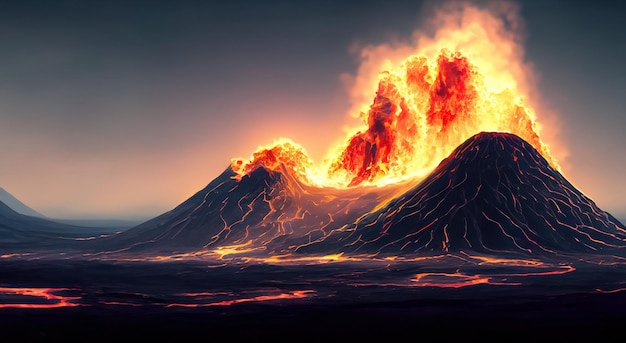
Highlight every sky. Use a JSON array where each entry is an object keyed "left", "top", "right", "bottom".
[{"left": 0, "top": 0, "right": 625, "bottom": 220}]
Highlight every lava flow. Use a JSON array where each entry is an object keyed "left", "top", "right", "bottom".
[
  {"left": 232, "top": 2, "right": 559, "bottom": 188},
  {"left": 166, "top": 289, "right": 315, "bottom": 308},
  {"left": 0, "top": 287, "right": 82, "bottom": 309}
]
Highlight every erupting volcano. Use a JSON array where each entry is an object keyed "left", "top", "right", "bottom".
[
  {"left": 232, "top": 47, "right": 556, "bottom": 188},
  {"left": 232, "top": 3, "right": 559, "bottom": 189},
  {"left": 94, "top": 131, "right": 626, "bottom": 260},
  {"left": 3, "top": 2, "right": 626, "bottom": 339},
  {"left": 89, "top": 3, "right": 624, "bottom": 261}
]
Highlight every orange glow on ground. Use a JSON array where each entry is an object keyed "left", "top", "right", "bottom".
[
  {"left": 166, "top": 290, "right": 315, "bottom": 308},
  {"left": 0, "top": 287, "right": 81, "bottom": 309},
  {"left": 211, "top": 242, "right": 265, "bottom": 260},
  {"left": 409, "top": 262, "right": 575, "bottom": 289},
  {"left": 595, "top": 287, "right": 626, "bottom": 294},
  {"left": 0, "top": 253, "right": 31, "bottom": 259},
  {"left": 98, "top": 301, "right": 143, "bottom": 307},
  {"left": 505, "top": 265, "right": 576, "bottom": 277},
  {"left": 255, "top": 253, "right": 353, "bottom": 265},
  {"left": 411, "top": 272, "right": 504, "bottom": 288},
  {"left": 458, "top": 252, "right": 547, "bottom": 267}
]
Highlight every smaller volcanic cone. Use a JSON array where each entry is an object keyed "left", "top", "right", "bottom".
[
  {"left": 297, "top": 132, "right": 626, "bottom": 257},
  {"left": 89, "top": 165, "right": 301, "bottom": 253}
]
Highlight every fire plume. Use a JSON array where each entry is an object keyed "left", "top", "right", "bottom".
[
  {"left": 232, "top": 2, "right": 559, "bottom": 188},
  {"left": 231, "top": 138, "right": 313, "bottom": 183}
]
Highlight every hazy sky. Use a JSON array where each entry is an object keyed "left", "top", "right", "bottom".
[{"left": 1, "top": 0, "right": 625, "bottom": 219}]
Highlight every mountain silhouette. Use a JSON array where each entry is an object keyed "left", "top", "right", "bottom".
[
  {"left": 296, "top": 132, "right": 626, "bottom": 257},
  {"left": 0, "top": 187, "right": 45, "bottom": 217}
]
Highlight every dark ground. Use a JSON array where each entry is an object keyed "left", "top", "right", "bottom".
[
  {"left": 0, "top": 255, "right": 625, "bottom": 341},
  {"left": 3, "top": 292, "right": 625, "bottom": 341}
]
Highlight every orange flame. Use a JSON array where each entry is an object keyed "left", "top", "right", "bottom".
[
  {"left": 231, "top": 137, "right": 314, "bottom": 183},
  {"left": 232, "top": 2, "right": 559, "bottom": 187}
]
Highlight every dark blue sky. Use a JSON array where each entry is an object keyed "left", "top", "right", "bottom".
[{"left": 0, "top": 0, "right": 624, "bottom": 219}]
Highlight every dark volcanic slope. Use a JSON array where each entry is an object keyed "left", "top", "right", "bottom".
[
  {"left": 92, "top": 164, "right": 404, "bottom": 254},
  {"left": 297, "top": 132, "right": 626, "bottom": 257}
]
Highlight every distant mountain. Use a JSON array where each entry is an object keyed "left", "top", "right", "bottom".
[
  {"left": 0, "top": 187, "right": 45, "bottom": 217},
  {"left": 0, "top": 188, "right": 139, "bottom": 236},
  {"left": 296, "top": 132, "right": 626, "bottom": 257},
  {"left": 0, "top": 201, "right": 120, "bottom": 249}
]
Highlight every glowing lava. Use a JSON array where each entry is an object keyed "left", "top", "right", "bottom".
[
  {"left": 411, "top": 272, "right": 505, "bottom": 288},
  {"left": 166, "top": 290, "right": 314, "bottom": 308},
  {"left": 232, "top": 3, "right": 559, "bottom": 188},
  {"left": 0, "top": 287, "right": 81, "bottom": 309}
]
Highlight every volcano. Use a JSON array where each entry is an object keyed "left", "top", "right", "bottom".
[
  {"left": 296, "top": 132, "right": 626, "bottom": 257},
  {"left": 95, "top": 132, "right": 626, "bottom": 259}
]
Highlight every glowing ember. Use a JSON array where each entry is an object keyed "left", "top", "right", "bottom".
[{"left": 231, "top": 3, "right": 559, "bottom": 188}]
